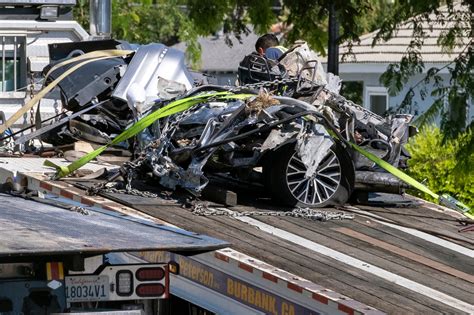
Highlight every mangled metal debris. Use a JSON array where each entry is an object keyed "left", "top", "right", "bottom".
[
  {"left": 0, "top": 39, "right": 415, "bottom": 208},
  {"left": 295, "top": 124, "right": 333, "bottom": 178},
  {"left": 260, "top": 129, "right": 297, "bottom": 151}
]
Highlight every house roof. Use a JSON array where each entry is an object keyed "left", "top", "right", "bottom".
[
  {"left": 336, "top": 3, "right": 470, "bottom": 64},
  {"left": 173, "top": 31, "right": 259, "bottom": 72}
]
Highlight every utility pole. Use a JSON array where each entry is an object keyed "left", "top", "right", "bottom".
[{"left": 327, "top": 2, "right": 339, "bottom": 75}]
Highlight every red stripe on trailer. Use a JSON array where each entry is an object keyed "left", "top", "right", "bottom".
[
  {"left": 214, "top": 252, "right": 230, "bottom": 262},
  {"left": 211, "top": 249, "right": 385, "bottom": 314},
  {"left": 238, "top": 262, "right": 253, "bottom": 273},
  {"left": 80, "top": 196, "right": 95, "bottom": 206},
  {"left": 39, "top": 181, "right": 52, "bottom": 191},
  {"left": 54, "top": 182, "right": 69, "bottom": 189},
  {"left": 102, "top": 203, "right": 119, "bottom": 211},
  {"left": 312, "top": 293, "right": 329, "bottom": 304},
  {"left": 262, "top": 272, "right": 278, "bottom": 283},
  {"left": 338, "top": 303, "right": 355, "bottom": 315},
  {"left": 287, "top": 282, "right": 303, "bottom": 293},
  {"left": 29, "top": 175, "right": 172, "bottom": 226},
  {"left": 60, "top": 189, "right": 74, "bottom": 200}
]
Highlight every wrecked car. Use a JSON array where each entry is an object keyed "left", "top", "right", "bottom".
[
  {"left": 137, "top": 90, "right": 355, "bottom": 207},
  {"left": 12, "top": 40, "right": 414, "bottom": 207}
]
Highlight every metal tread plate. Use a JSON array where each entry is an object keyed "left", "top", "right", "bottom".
[{"left": 0, "top": 193, "right": 228, "bottom": 257}]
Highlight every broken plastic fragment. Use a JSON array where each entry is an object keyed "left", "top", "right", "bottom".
[
  {"left": 260, "top": 129, "right": 298, "bottom": 151},
  {"left": 157, "top": 76, "right": 187, "bottom": 100}
]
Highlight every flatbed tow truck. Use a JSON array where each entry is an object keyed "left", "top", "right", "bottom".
[{"left": 0, "top": 156, "right": 472, "bottom": 314}]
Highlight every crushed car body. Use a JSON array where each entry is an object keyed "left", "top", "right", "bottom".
[{"left": 3, "top": 39, "right": 415, "bottom": 207}]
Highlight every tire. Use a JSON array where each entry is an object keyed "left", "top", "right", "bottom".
[{"left": 264, "top": 142, "right": 355, "bottom": 207}]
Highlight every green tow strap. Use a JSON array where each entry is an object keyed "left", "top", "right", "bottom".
[
  {"left": 350, "top": 142, "right": 473, "bottom": 220},
  {"left": 45, "top": 92, "right": 254, "bottom": 178}
]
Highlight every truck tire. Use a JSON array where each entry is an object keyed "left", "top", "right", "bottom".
[{"left": 264, "top": 143, "right": 354, "bottom": 207}]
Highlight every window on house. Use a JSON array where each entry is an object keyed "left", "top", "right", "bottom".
[
  {"left": 0, "top": 36, "right": 27, "bottom": 93},
  {"left": 365, "top": 86, "right": 389, "bottom": 116}
]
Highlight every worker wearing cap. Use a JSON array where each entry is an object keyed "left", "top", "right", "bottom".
[{"left": 255, "top": 33, "right": 287, "bottom": 60}]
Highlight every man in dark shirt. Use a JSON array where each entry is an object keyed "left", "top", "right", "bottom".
[
  {"left": 237, "top": 33, "right": 287, "bottom": 85},
  {"left": 255, "top": 34, "right": 287, "bottom": 60}
]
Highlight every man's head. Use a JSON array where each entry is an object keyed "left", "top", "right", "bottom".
[{"left": 255, "top": 33, "right": 279, "bottom": 56}]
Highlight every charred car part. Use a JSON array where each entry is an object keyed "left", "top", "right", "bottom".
[{"left": 45, "top": 53, "right": 126, "bottom": 111}]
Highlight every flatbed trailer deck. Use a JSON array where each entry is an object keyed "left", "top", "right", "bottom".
[
  {"left": 91, "top": 191, "right": 474, "bottom": 314},
  {"left": 1, "top": 157, "right": 473, "bottom": 314}
]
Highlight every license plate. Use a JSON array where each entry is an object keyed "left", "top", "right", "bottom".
[{"left": 65, "top": 275, "right": 109, "bottom": 302}]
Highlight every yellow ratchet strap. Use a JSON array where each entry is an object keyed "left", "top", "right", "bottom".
[{"left": 350, "top": 142, "right": 473, "bottom": 220}]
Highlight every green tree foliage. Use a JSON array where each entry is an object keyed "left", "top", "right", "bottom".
[
  {"left": 406, "top": 126, "right": 473, "bottom": 208},
  {"left": 282, "top": 0, "right": 375, "bottom": 54},
  {"left": 185, "top": 0, "right": 386, "bottom": 55},
  {"left": 74, "top": 0, "right": 201, "bottom": 66},
  {"left": 340, "top": 81, "right": 363, "bottom": 104},
  {"left": 378, "top": 1, "right": 473, "bottom": 138},
  {"left": 73, "top": 0, "right": 89, "bottom": 29},
  {"left": 357, "top": 0, "right": 395, "bottom": 34},
  {"left": 376, "top": 1, "right": 473, "bottom": 184},
  {"left": 112, "top": 0, "right": 201, "bottom": 65},
  {"left": 75, "top": 0, "right": 392, "bottom": 62}
]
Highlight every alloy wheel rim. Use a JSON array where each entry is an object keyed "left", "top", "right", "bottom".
[{"left": 285, "top": 149, "right": 341, "bottom": 205}]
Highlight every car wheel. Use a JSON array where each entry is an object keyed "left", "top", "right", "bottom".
[{"left": 264, "top": 143, "right": 354, "bottom": 207}]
